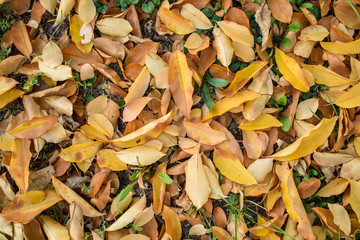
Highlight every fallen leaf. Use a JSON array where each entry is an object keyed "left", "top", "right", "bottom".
[
  {"left": 52, "top": 176, "right": 103, "bottom": 217},
  {"left": 268, "top": 0, "right": 292, "bottom": 23},
  {"left": 96, "top": 18, "right": 133, "bottom": 37},
  {"left": 180, "top": 3, "right": 212, "bottom": 29},
  {"left": 239, "top": 114, "right": 282, "bottom": 130},
  {"left": 183, "top": 121, "right": 227, "bottom": 146},
  {"left": 328, "top": 203, "right": 351, "bottom": 236},
  {"left": 271, "top": 117, "right": 338, "bottom": 161},
  {"left": 169, "top": 50, "right": 194, "bottom": 120},
  {"left": 124, "top": 66, "right": 150, "bottom": 104},
  {"left": 299, "top": 25, "right": 329, "bottom": 41},
  {"left": 116, "top": 146, "right": 165, "bottom": 166},
  {"left": 217, "top": 20, "right": 254, "bottom": 46},
  {"left": 68, "top": 203, "right": 84, "bottom": 240},
  {"left": 316, "top": 178, "right": 349, "bottom": 197},
  {"left": 295, "top": 98, "right": 319, "bottom": 120},
  {"left": 59, "top": 141, "right": 103, "bottom": 163},
  {"left": 42, "top": 41, "right": 63, "bottom": 68},
  {"left": 302, "top": 63, "right": 351, "bottom": 87},
  {"left": 275, "top": 47, "right": 309, "bottom": 92},
  {"left": 334, "top": 83, "right": 360, "bottom": 108},
  {"left": 44, "top": 96, "right": 73, "bottom": 116},
  {"left": 213, "top": 148, "right": 257, "bottom": 185},
  {"left": 78, "top": 0, "right": 96, "bottom": 24},
  {"left": 40, "top": 0, "right": 56, "bottom": 13},
  {"left": 0, "top": 89, "right": 25, "bottom": 109},
  {"left": 163, "top": 205, "right": 182, "bottom": 240},
  {"left": 97, "top": 149, "right": 127, "bottom": 171},
  {"left": 11, "top": 21, "right": 32, "bottom": 57},
  {"left": 212, "top": 26, "right": 234, "bottom": 68},
  {"left": 123, "top": 97, "right": 153, "bottom": 122},
  {"left": 0, "top": 77, "right": 18, "bottom": 95},
  {"left": 38, "top": 215, "right": 70, "bottom": 240},
  {"left": 158, "top": 7, "right": 196, "bottom": 34}
]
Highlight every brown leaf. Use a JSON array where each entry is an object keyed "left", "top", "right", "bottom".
[
  {"left": 268, "top": 0, "right": 292, "bottom": 23},
  {"left": 11, "top": 21, "right": 32, "bottom": 57},
  {"left": 10, "top": 138, "right": 31, "bottom": 193}
]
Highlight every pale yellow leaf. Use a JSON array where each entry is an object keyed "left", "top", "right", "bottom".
[
  {"left": 212, "top": 26, "right": 233, "bottom": 67},
  {"left": 115, "top": 146, "right": 165, "bottom": 166},
  {"left": 96, "top": 18, "right": 133, "bottom": 37},
  {"left": 180, "top": 3, "right": 213, "bottom": 29},
  {"left": 238, "top": 114, "right": 282, "bottom": 130},
  {"left": 42, "top": 41, "right": 63, "bottom": 68},
  {"left": 78, "top": 0, "right": 96, "bottom": 24},
  {"left": 38, "top": 215, "right": 70, "bottom": 240},
  {"left": 217, "top": 20, "right": 254, "bottom": 46},
  {"left": 295, "top": 98, "right": 319, "bottom": 120},
  {"left": 328, "top": 203, "right": 351, "bottom": 236}
]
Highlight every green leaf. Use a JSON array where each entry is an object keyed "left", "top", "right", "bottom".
[
  {"left": 280, "top": 37, "right": 292, "bottom": 47},
  {"left": 202, "top": 7, "right": 213, "bottom": 18},
  {"left": 141, "top": 2, "right": 155, "bottom": 13},
  {"left": 156, "top": 173, "right": 173, "bottom": 184},
  {"left": 206, "top": 78, "right": 229, "bottom": 87},
  {"left": 288, "top": 21, "right": 300, "bottom": 33},
  {"left": 301, "top": 2, "right": 313, "bottom": 9},
  {"left": 280, "top": 115, "right": 291, "bottom": 132},
  {"left": 129, "top": 0, "right": 139, "bottom": 4},
  {"left": 215, "top": 2, "right": 221, "bottom": 10},
  {"left": 117, "top": 181, "right": 137, "bottom": 202},
  {"left": 203, "top": 84, "right": 214, "bottom": 112},
  {"left": 153, "top": 0, "right": 161, "bottom": 5},
  {"left": 130, "top": 223, "right": 143, "bottom": 231},
  {"left": 278, "top": 95, "right": 287, "bottom": 106}
]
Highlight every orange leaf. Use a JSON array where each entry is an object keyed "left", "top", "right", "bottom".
[
  {"left": 163, "top": 205, "right": 182, "bottom": 240},
  {"left": 152, "top": 163, "right": 167, "bottom": 215},
  {"left": 268, "top": 0, "right": 293, "bottom": 23},
  {"left": 124, "top": 66, "right": 150, "bottom": 104},
  {"left": 1, "top": 190, "right": 62, "bottom": 223},
  {"left": 0, "top": 77, "right": 18, "bottom": 95},
  {"left": 69, "top": 14, "right": 93, "bottom": 55},
  {"left": 123, "top": 97, "right": 153, "bottom": 122},
  {"left": 158, "top": 7, "right": 196, "bottom": 34},
  {"left": 8, "top": 115, "right": 59, "bottom": 139},
  {"left": 169, "top": 50, "right": 194, "bottom": 120},
  {"left": 0, "top": 88, "right": 24, "bottom": 109},
  {"left": 10, "top": 138, "right": 31, "bottom": 193},
  {"left": 11, "top": 21, "right": 32, "bottom": 57},
  {"left": 183, "top": 121, "right": 227, "bottom": 146},
  {"left": 111, "top": 110, "right": 175, "bottom": 148},
  {"left": 52, "top": 176, "right": 103, "bottom": 217}
]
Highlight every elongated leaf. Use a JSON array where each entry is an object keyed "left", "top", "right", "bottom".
[
  {"left": 0, "top": 88, "right": 24, "bottom": 108},
  {"left": 203, "top": 84, "right": 214, "bottom": 112},
  {"left": 271, "top": 117, "right": 338, "bottom": 161},
  {"left": 212, "top": 26, "right": 234, "bottom": 68},
  {"left": 38, "top": 215, "right": 70, "bottom": 240},
  {"left": 183, "top": 121, "right": 227, "bottom": 145},
  {"left": 55, "top": 0, "right": 75, "bottom": 26},
  {"left": 10, "top": 138, "right": 31, "bottom": 193},
  {"left": 96, "top": 18, "right": 133, "bottom": 37},
  {"left": 1, "top": 190, "right": 62, "bottom": 223},
  {"left": 163, "top": 205, "right": 182, "bottom": 240},
  {"left": 52, "top": 176, "right": 103, "bottom": 217},
  {"left": 206, "top": 78, "right": 228, "bottom": 87},
  {"left": 302, "top": 63, "right": 351, "bottom": 87},
  {"left": 169, "top": 50, "right": 194, "bottom": 120},
  {"left": 281, "top": 169, "right": 315, "bottom": 239},
  {"left": 316, "top": 178, "right": 349, "bottom": 198},
  {"left": 203, "top": 90, "right": 260, "bottom": 121},
  {"left": 8, "top": 115, "right": 59, "bottom": 139},
  {"left": 96, "top": 149, "right": 127, "bottom": 171},
  {"left": 124, "top": 66, "right": 150, "bottom": 104},
  {"left": 320, "top": 39, "right": 360, "bottom": 55},
  {"left": 328, "top": 203, "right": 351, "bottom": 236},
  {"left": 0, "top": 77, "right": 18, "bottom": 95},
  {"left": 213, "top": 148, "right": 257, "bottom": 185},
  {"left": 11, "top": 21, "right": 32, "bottom": 57},
  {"left": 123, "top": 97, "right": 153, "bottom": 122},
  {"left": 59, "top": 141, "right": 103, "bottom": 163},
  {"left": 78, "top": 0, "right": 96, "bottom": 24},
  {"left": 185, "top": 152, "right": 211, "bottom": 209},
  {"left": 275, "top": 47, "right": 309, "bottom": 92},
  {"left": 239, "top": 114, "right": 282, "bottom": 130},
  {"left": 158, "top": 7, "right": 196, "bottom": 34},
  {"left": 222, "top": 61, "right": 268, "bottom": 97},
  {"left": 152, "top": 163, "right": 166, "bottom": 214},
  {"left": 111, "top": 110, "right": 175, "bottom": 148},
  {"left": 180, "top": 3, "right": 212, "bottom": 29},
  {"left": 334, "top": 83, "right": 360, "bottom": 108},
  {"left": 42, "top": 41, "right": 63, "bottom": 68}
]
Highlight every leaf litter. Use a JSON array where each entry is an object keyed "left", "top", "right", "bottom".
[{"left": 1, "top": 0, "right": 360, "bottom": 239}]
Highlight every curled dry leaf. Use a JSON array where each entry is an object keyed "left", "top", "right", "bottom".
[
  {"left": 59, "top": 141, "right": 102, "bottom": 163},
  {"left": 163, "top": 205, "right": 182, "bottom": 240},
  {"left": 239, "top": 114, "right": 282, "bottom": 130},
  {"left": 11, "top": 21, "right": 32, "bottom": 57},
  {"left": 183, "top": 121, "right": 227, "bottom": 146},
  {"left": 38, "top": 215, "right": 70, "bottom": 240},
  {"left": 158, "top": 7, "right": 196, "bottom": 34}
]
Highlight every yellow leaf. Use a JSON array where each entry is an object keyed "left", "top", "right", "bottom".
[
  {"left": 298, "top": 25, "right": 329, "bottom": 41},
  {"left": 281, "top": 169, "right": 315, "bottom": 240},
  {"left": 0, "top": 77, "right": 18, "bottom": 95},
  {"left": 59, "top": 141, "right": 103, "bottom": 163},
  {"left": 183, "top": 121, "right": 227, "bottom": 146},
  {"left": 55, "top": 0, "right": 75, "bottom": 26},
  {"left": 348, "top": 179, "right": 360, "bottom": 221},
  {"left": 239, "top": 114, "right": 282, "bottom": 130},
  {"left": 10, "top": 138, "right": 31, "bottom": 193},
  {"left": 79, "top": 125, "right": 108, "bottom": 141},
  {"left": 116, "top": 146, "right": 165, "bottom": 166},
  {"left": 1, "top": 190, "right": 62, "bottom": 223},
  {"left": 295, "top": 98, "right": 319, "bottom": 120},
  {"left": 111, "top": 110, "right": 175, "bottom": 148},
  {"left": 204, "top": 165, "right": 226, "bottom": 199},
  {"left": 0, "top": 133, "right": 15, "bottom": 151},
  {"left": 158, "top": 7, "right": 196, "bottom": 34},
  {"left": 169, "top": 50, "right": 194, "bottom": 120},
  {"left": 320, "top": 39, "right": 360, "bottom": 55},
  {"left": 180, "top": 3, "right": 212, "bottom": 29},
  {"left": 328, "top": 203, "right": 351, "bottom": 236},
  {"left": 0, "top": 88, "right": 24, "bottom": 108},
  {"left": 316, "top": 178, "right": 349, "bottom": 198},
  {"left": 69, "top": 14, "right": 93, "bottom": 55},
  {"left": 88, "top": 113, "right": 114, "bottom": 138},
  {"left": 52, "top": 176, "right": 103, "bottom": 217},
  {"left": 78, "top": 0, "right": 96, "bottom": 24},
  {"left": 44, "top": 95, "right": 73, "bottom": 116},
  {"left": 38, "top": 215, "right": 70, "bottom": 240},
  {"left": 185, "top": 152, "right": 211, "bottom": 209},
  {"left": 222, "top": 61, "right": 268, "bottom": 97},
  {"left": 97, "top": 149, "right": 127, "bottom": 171},
  {"left": 203, "top": 90, "right": 260, "bottom": 121},
  {"left": 119, "top": 234, "right": 150, "bottom": 240},
  {"left": 96, "top": 18, "right": 133, "bottom": 37},
  {"left": 163, "top": 205, "right": 182, "bottom": 240},
  {"left": 212, "top": 26, "right": 234, "bottom": 68},
  {"left": 212, "top": 226, "right": 232, "bottom": 240},
  {"left": 271, "top": 117, "right": 338, "bottom": 161},
  {"left": 8, "top": 114, "right": 59, "bottom": 139},
  {"left": 38, "top": 60, "right": 73, "bottom": 82},
  {"left": 106, "top": 196, "right": 146, "bottom": 231},
  {"left": 213, "top": 148, "right": 257, "bottom": 185},
  {"left": 123, "top": 97, "right": 153, "bottom": 122},
  {"left": 334, "top": 83, "right": 360, "bottom": 108},
  {"left": 111, "top": 192, "right": 133, "bottom": 217},
  {"left": 152, "top": 163, "right": 166, "bottom": 215},
  {"left": 184, "top": 32, "right": 203, "bottom": 49},
  {"left": 40, "top": 0, "right": 56, "bottom": 13},
  {"left": 275, "top": 47, "right": 309, "bottom": 92},
  {"left": 302, "top": 63, "right": 351, "bottom": 87},
  {"left": 124, "top": 66, "right": 150, "bottom": 104},
  {"left": 217, "top": 20, "right": 254, "bottom": 46},
  {"left": 42, "top": 41, "right": 63, "bottom": 68}
]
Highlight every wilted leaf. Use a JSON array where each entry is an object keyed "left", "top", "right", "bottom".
[
  {"left": 183, "top": 121, "right": 227, "bottom": 146},
  {"left": 180, "top": 3, "right": 212, "bottom": 29},
  {"left": 239, "top": 114, "right": 282, "bottom": 130},
  {"left": 8, "top": 115, "right": 59, "bottom": 139},
  {"left": 1, "top": 190, "right": 62, "bottom": 223},
  {"left": 275, "top": 47, "right": 309, "bottom": 92},
  {"left": 42, "top": 41, "right": 63, "bottom": 68},
  {"left": 52, "top": 176, "right": 103, "bottom": 217},
  {"left": 11, "top": 21, "right": 32, "bottom": 57},
  {"left": 163, "top": 205, "right": 182, "bottom": 240},
  {"left": 116, "top": 146, "right": 165, "bottom": 166},
  {"left": 97, "top": 149, "right": 127, "bottom": 171},
  {"left": 217, "top": 20, "right": 254, "bottom": 47},
  {"left": 96, "top": 18, "right": 133, "bottom": 37},
  {"left": 38, "top": 215, "right": 70, "bottom": 240},
  {"left": 59, "top": 141, "right": 102, "bottom": 163}
]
